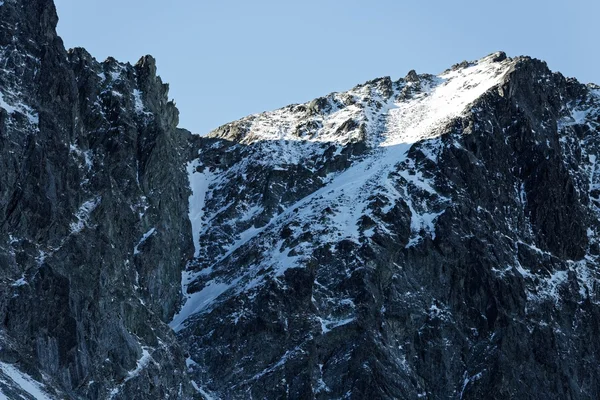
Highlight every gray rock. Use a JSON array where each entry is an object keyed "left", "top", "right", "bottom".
[
  {"left": 0, "top": 0, "right": 196, "bottom": 398},
  {"left": 405, "top": 69, "right": 419, "bottom": 82}
]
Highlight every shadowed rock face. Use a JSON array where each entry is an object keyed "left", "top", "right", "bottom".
[
  {"left": 0, "top": 0, "right": 195, "bottom": 398},
  {"left": 178, "top": 54, "right": 600, "bottom": 399},
  {"left": 2, "top": 2, "right": 600, "bottom": 400}
]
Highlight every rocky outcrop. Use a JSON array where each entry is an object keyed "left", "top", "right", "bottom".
[{"left": 0, "top": 0, "right": 195, "bottom": 398}]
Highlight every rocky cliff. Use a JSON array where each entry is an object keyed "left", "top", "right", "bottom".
[
  {"left": 0, "top": 0, "right": 195, "bottom": 398},
  {"left": 1, "top": 1, "right": 600, "bottom": 399}
]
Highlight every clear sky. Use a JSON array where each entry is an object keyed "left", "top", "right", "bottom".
[{"left": 54, "top": 0, "right": 598, "bottom": 135}]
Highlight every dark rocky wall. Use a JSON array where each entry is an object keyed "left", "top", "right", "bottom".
[{"left": 0, "top": 0, "right": 196, "bottom": 398}]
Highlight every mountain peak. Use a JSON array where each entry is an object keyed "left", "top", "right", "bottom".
[
  {"left": 208, "top": 52, "right": 515, "bottom": 150},
  {"left": 180, "top": 51, "right": 600, "bottom": 398}
]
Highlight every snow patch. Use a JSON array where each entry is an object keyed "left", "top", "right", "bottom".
[
  {"left": 558, "top": 97, "right": 599, "bottom": 130},
  {"left": 318, "top": 316, "right": 355, "bottom": 333},
  {"left": 0, "top": 362, "right": 55, "bottom": 400},
  {"left": 69, "top": 144, "right": 93, "bottom": 170},
  {"left": 0, "top": 90, "right": 39, "bottom": 126},
  {"left": 70, "top": 197, "right": 101, "bottom": 234},
  {"left": 0, "top": 91, "right": 16, "bottom": 114},
  {"left": 187, "top": 160, "right": 219, "bottom": 257},
  {"left": 459, "top": 371, "right": 484, "bottom": 399},
  {"left": 170, "top": 278, "right": 237, "bottom": 332},
  {"left": 125, "top": 347, "right": 153, "bottom": 382},
  {"left": 185, "top": 357, "right": 198, "bottom": 369},
  {"left": 535, "top": 270, "right": 568, "bottom": 303},
  {"left": 383, "top": 54, "right": 511, "bottom": 146},
  {"left": 191, "top": 381, "right": 218, "bottom": 400},
  {"left": 249, "top": 347, "right": 302, "bottom": 382},
  {"left": 133, "top": 228, "right": 156, "bottom": 255},
  {"left": 11, "top": 276, "right": 27, "bottom": 287},
  {"left": 133, "top": 89, "right": 152, "bottom": 115},
  {"left": 109, "top": 70, "right": 121, "bottom": 81}
]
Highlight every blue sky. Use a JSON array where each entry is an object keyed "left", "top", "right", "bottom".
[{"left": 54, "top": 0, "right": 598, "bottom": 135}]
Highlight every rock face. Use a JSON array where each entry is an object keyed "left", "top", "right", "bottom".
[
  {"left": 2, "top": 1, "right": 600, "bottom": 399},
  {"left": 177, "top": 53, "right": 600, "bottom": 399},
  {"left": 0, "top": 0, "right": 195, "bottom": 398}
]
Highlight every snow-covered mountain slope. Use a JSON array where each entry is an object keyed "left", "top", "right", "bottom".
[
  {"left": 0, "top": 361, "right": 57, "bottom": 400},
  {"left": 172, "top": 53, "right": 513, "bottom": 330},
  {"left": 175, "top": 52, "right": 600, "bottom": 399},
  {"left": 211, "top": 52, "right": 510, "bottom": 148},
  {"left": 3, "top": 0, "right": 600, "bottom": 397}
]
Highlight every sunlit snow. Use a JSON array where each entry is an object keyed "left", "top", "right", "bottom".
[{"left": 0, "top": 362, "right": 54, "bottom": 400}]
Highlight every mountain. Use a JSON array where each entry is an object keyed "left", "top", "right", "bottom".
[
  {"left": 1, "top": 1, "right": 600, "bottom": 399},
  {"left": 177, "top": 53, "right": 600, "bottom": 399}
]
